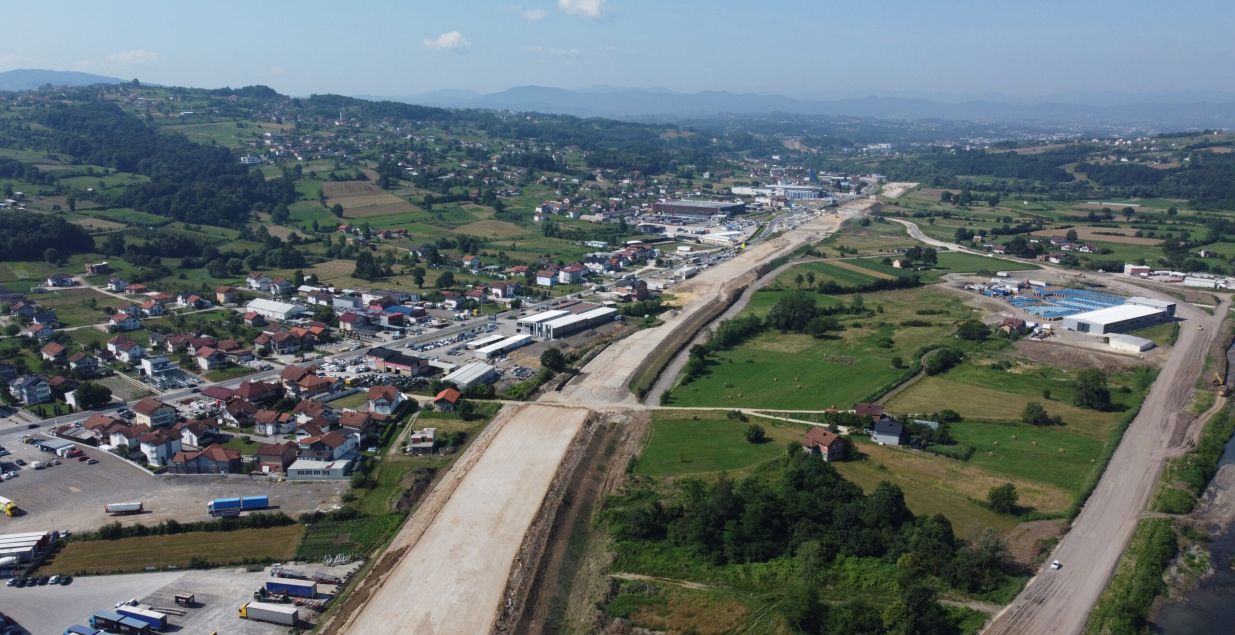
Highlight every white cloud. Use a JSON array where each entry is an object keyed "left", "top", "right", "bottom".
[
  {"left": 558, "top": 0, "right": 606, "bottom": 18},
  {"left": 423, "top": 31, "right": 471, "bottom": 50},
  {"left": 522, "top": 8, "right": 548, "bottom": 21},
  {"left": 104, "top": 49, "right": 159, "bottom": 66}
]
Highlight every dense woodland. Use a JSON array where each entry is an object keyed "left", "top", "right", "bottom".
[{"left": 0, "top": 214, "right": 93, "bottom": 261}]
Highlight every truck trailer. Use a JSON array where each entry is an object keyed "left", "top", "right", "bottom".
[
  {"left": 89, "top": 611, "right": 152, "bottom": 635},
  {"left": 115, "top": 605, "right": 167, "bottom": 631},
  {"left": 265, "top": 578, "right": 317, "bottom": 597},
  {"left": 105, "top": 502, "right": 144, "bottom": 515},
  {"left": 206, "top": 495, "right": 269, "bottom": 516},
  {"left": 239, "top": 601, "right": 298, "bottom": 626}
]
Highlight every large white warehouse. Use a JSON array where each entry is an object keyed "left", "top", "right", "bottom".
[{"left": 1061, "top": 304, "right": 1168, "bottom": 335}]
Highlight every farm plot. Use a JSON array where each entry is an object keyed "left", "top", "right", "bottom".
[
  {"left": 323, "top": 180, "right": 417, "bottom": 218},
  {"left": 770, "top": 261, "right": 881, "bottom": 289},
  {"left": 33, "top": 288, "right": 122, "bottom": 327},
  {"left": 1031, "top": 226, "right": 1163, "bottom": 246},
  {"left": 37, "top": 525, "right": 305, "bottom": 575}
]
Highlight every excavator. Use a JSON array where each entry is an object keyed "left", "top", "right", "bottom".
[{"left": 1213, "top": 372, "right": 1229, "bottom": 398}]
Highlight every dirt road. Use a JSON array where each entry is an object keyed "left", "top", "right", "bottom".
[
  {"left": 333, "top": 404, "right": 589, "bottom": 635},
  {"left": 985, "top": 298, "right": 1228, "bottom": 634}
]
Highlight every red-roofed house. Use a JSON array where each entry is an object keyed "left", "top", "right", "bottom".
[
  {"left": 255, "top": 442, "right": 299, "bottom": 474},
  {"left": 802, "top": 428, "right": 846, "bottom": 462},
  {"left": 170, "top": 444, "right": 243, "bottom": 474},
  {"left": 434, "top": 387, "right": 462, "bottom": 412},
  {"left": 367, "top": 385, "right": 404, "bottom": 416}
]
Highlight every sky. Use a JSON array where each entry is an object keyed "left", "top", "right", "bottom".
[{"left": 2, "top": 0, "right": 1234, "bottom": 102}]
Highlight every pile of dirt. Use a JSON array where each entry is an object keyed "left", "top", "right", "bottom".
[
  {"left": 1014, "top": 340, "right": 1149, "bottom": 371},
  {"left": 1004, "top": 519, "right": 1067, "bottom": 566}
]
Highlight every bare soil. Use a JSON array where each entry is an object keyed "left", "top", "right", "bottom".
[
  {"left": 1004, "top": 519, "right": 1067, "bottom": 566},
  {"left": 1013, "top": 339, "right": 1152, "bottom": 371}
]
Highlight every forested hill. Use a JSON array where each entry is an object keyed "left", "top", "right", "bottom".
[{"left": 29, "top": 102, "right": 295, "bottom": 226}]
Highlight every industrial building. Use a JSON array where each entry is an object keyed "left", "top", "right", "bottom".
[
  {"left": 533, "top": 306, "right": 619, "bottom": 339},
  {"left": 286, "top": 458, "right": 353, "bottom": 480},
  {"left": 245, "top": 298, "right": 303, "bottom": 321},
  {"left": 1107, "top": 334, "right": 1156, "bottom": 353},
  {"left": 1125, "top": 296, "right": 1177, "bottom": 318},
  {"left": 466, "top": 333, "right": 507, "bottom": 350},
  {"left": 516, "top": 309, "right": 570, "bottom": 335},
  {"left": 442, "top": 362, "right": 498, "bottom": 389},
  {"left": 474, "top": 334, "right": 533, "bottom": 360},
  {"left": 651, "top": 200, "right": 746, "bottom": 218},
  {"left": 1060, "top": 304, "right": 1169, "bottom": 335}
]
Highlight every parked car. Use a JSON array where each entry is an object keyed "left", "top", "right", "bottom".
[
  {"left": 48, "top": 575, "right": 59, "bottom": 585},
  {"left": 36, "top": 576, "right": 49, "bottom": 585},
  {"left": 78, "top": 455, "right": 89, "bottom": 462},
  {"left": 59, "top": 575, "right": 72, "bottom": 585},
  {"left": 87, "top": 459, "right": 98, "bottom": 465},
  {"left": 1050, "top": 560, "right": 1062, "bottom": 570}
]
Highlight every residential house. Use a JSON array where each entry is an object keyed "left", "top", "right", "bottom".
[
  {"left": 110, "top": 424, "right": 149, "bottom": 453},
  {"left": 242, "top": 311, "right": 267, "bottom": 327},
  {"left": 9, "top": 375, "right": 51, "bottom": 405},
  {"left": 22, "top": 324, "right": 53, "bottom": 340},
  {"left": 84, "top": 262, "right": 111, "bottom": 276},
  {"left": 299, "top": 430, "right": 357, "bottom": 461},
  {"left": 175, "top": 419, "right": 220, "bottom": 447},
  {"left": 195, "top": 346, "right": 226, "bottom": 371},
  {"left": 67, "top": 352, "right": 100, "bottom": 376},
  {"left": 854, "top": 403, "right": 884, "bottom": 422},
  {"left": 246, "top": 272, "right": 274, "bottom": 291},
  {"left": 871, "top": 418, "right": 905, "bottom": 446},
  {"left": 434, "top": 387, "right": 461, "bottom": 412},
  {"left": 802, "top": 427, "right": 846, "bottom": 462},
  {"left": 107, "top": 278, "right": 129, "bottom": 292},
  {"left": 305, "top": 290, "right": 335, "bottom": 306},
  {"left": 279, "top": 365, "right": 312, "bottom": 392},
  {"left": 490, "top": 282, "right": 519, "bottom": 300},
  {"left": 9, "top": 301, "right": 37, "bottom": 318},
  {"left": 297, "top": 373, "right": 338, "bottom": 398},
  {"left": 45, "top": 273, "right": 75, "bottom": 288},
  {"left": 132, "top": 397, "right": 177, "bottom": 428},
  {"left": 177, "top": 292, "right": 211, "bottom": 310},
  {"left": 107, "top": 313, "right": 141, "bottom": 332},
  {"left": 558, "top": 264, "right": 585, "bottom": 284},
  {"left": 535, "top": 270, "right": 557, "bottom": 287},
  {"left": 234, "top": 380, "right": 283, "bottom": 405},
  {"left": 215, "top": 286, "right": 239, "bottom": 305},
  {"left": 255, "top": 442, "right": 299, "bottom": 474},
  {"left": 222, "top": 397, "right": 259, "bottom": 427},
  {"left": 140, "top": 299, "right": 167, "bottom": 316},
  {"left": 367, "top": 385, "right": 404, "bottom": 417},
  {"left": 614, "top": 278, "right": 650, "bottom": 301},
  {"left": 107, "top": 335, "right": 145, "bottom": 363},
  {"left": 254, "top": 410, "right": 296, "bottom": 436},
  {"left": 293, "top": 398, "right": 335, "bottom": 423},
  {"left": 40, "top": 342, "right": 68, "bottom": 363},
  {"left": 82, "top": 414, "right": 125, "bottom": 444},
  {"left": 139, "top": 356, "right": 176, "bottom": 377},
  {"left": 406, "top": 427, "right": 437, "bottom": 455},
  {"left": 48, "top": 375, "right": 78, "bottom": 396},
  {"left": 269, "top": 278, "right": 294, "bottom": 297},
  {"left": 31, "top": 310, "right": 58, "bottom": 327},
  {"left": 461, "top": 254, "right": 481, "bottom": 269},
  {"left": 138, "top": 428, "right": 183, "bottom": 466},
  {"left": 338, "top": 410, "right": 376, "bottom": 442},
  {"left": 339, "top": 312, "right": 369, "bottom": 332},
  {"left": 169, "top": 444, "right": 242, "bottom": 474}
]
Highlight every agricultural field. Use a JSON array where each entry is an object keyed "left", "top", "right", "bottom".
[
  {"left": 38, "top": 525, "right": 304, "bottom": 575},
  {"left": 634, "top": 410, "right": 807, "bottom": 479},
  {"left": 30, "top": 288, "right": 121, "bottom": 328},
  {"left": 323, "top": 180, "right": 418, "bottom": 218},
  {"left": 666, "top": 286, "right": 975, "bottom": 410},
  {"left": 296, "top": 514, "right": 406, "bottom": 560}
]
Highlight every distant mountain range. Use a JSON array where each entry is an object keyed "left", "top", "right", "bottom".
[
  {"left": 378, "top": 85, "right": 1235, "bottom": 130},
  {"left": 0, "top": 69, "right": 125, "bottom": 91}
]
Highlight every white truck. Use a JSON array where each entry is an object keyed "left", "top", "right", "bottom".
[
  {"left": 105, "top": 502, "right": 144, "bottom": 515},
  {"left": 239, "top": 601, "right": 298, "bottom": 626}
]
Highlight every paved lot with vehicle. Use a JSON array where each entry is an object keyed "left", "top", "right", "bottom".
[
  {"left": 1, "top": 563, "right": 357, "bottom": 634},
  {"left": 0, "top": 440, "right": 345, "bottom": 532}
]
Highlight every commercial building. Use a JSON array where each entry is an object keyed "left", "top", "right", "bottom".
[
  {"left": 245, "top": 298, "right": 303, "bottom": 321},
  {"left": 533, "top": 306, "right": 619, "bottom": 339},
  {"left": 651, "top": 200, "right": 746, "bottom": 218},
  {"left": 442, "top": 362, "right": 498, "bottom": 389},
  {"left": 286, "top": 458, "right": 353, "bottom": 480},
  {"left": 474, "top": 334, "right": 533, "bottom": 360},
  {"left": 516, "top": 310, "right": 569, "bottom": 335},
  {"left": 1124, "top": 296, "right": 1177, "bottom": 318},
  {"left": 1060, "top": 304, "right": 1168, "bottom": 335}
]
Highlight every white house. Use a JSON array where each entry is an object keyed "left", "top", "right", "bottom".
[
  {"left": 367, "top": 385, "right": 404, "bottom": 416},
  {"left": 107, "top": 313, "right": 141, "bottom": 332},
  {"left": 107, "top": 336, "right": 145, "bottom": 363}
]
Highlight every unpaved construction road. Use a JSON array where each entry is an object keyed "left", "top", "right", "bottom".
[
  {"left": 886, "top": 217, "right": 1235, "bottom": 635},
  {"left": 334, "top": 404, "right": 588, "bottom": 634}
]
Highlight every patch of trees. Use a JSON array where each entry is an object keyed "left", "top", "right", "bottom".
[
  {"left": 814, "top": 274, "right": 922, "bottom": 295},
  {"left": 0, "top": 214, "right": 94, "bottom": 261},
  {"left": 922, "top": 347, "right": 963, "bottom": 375},
  {"left": 1074, "top": 369, "right": 1112, "bottom": 410},
  {"left": 605, "top": 454, "right": 1014, "bottom": 631},
  {"left": 32, "top": 102, "right": 296, "bottom": 226},
  {"left": 84, "top": 512, "right": 295, "bottom": 542},
  {"left": 0, "top": 157, "right": 54, "bottom": 185}
]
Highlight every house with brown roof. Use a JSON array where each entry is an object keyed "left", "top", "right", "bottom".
[
  {"left": 215, "top": 286, "right": 239, "bottom": 305},
  {"left": 138, "top": 428, "right": 183, "bottom": 466},
  {"left": 255, "top": 409, "right": 296, "bottom": 435},
  {"left": 243, "top": 311, "right": 266, "bottom": 327},
  {"left": 67, "top": 352, "right": 99, "bottom": 376},
  {"left": 296, "top": 373, "right": 338, "bottom": 398},
  {"left": 40, "top": 342, "right": 68, "bottom": 363},
  {"left": 255, "top": 442, "right": 299, "bottom": 474},
  {"left": 175, "top": 419, "right": 220, "bottom": 447},
  {"left": 293, "top": 399, "right": 335, "bottom": 423},
  {"left": 222, "top": 397, "right": 259, "bottom": 426},
  {"left": 854, "top": 403, "right": 884, "bottom": 421},
  {"left": 234, "top": 380, "right": 282, "bottom": 404},
  {"left": 367, "top": 385, "right": 405, "bottom": 417},
  {"left": 338, "top": 410, "right": 376, "bottom": 442},
  {"left": 82, "top": 414, "right": 125, "bottom": 443},
  {"left": 434, "top": 387, "right": 462, "bottom": 412},
  {"left": 170, "top": 444, "right": 243, "bottom": 474},
  {"left": 195, "top": 346, "right": 226, "bottom": 371},
  {"left": 106, "top": 335, "right": 145, "bottom": 363},
  {"left": 299, "top": 429, "right": 357, "bottom": 461},
  {"left": 132, "top": 397, "right": 177, "bottom": 428},
  {"left": 802, "top": 428, "right": 846, "bottom": 462}
]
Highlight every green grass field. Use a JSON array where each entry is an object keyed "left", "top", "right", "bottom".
[
  {"left": 38, "top": 525, "right": 304, "bottom": 575},
  {"left": 635, "top": 410, "right": 807, "bottom": 478},
  {"left": 667, "top": 287, "right": 971, "bottom": 410},
  {"left": 948, "top": 421, "right": 1105, "bottom": 493},
  {"left": 771, "top": 260, "right": 880, "bottom": 289}
]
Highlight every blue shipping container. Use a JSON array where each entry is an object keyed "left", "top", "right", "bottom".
[
  {"left": 64, "top": 627, "right": 100, "bottom": 635},
  {"left": 207, "top": 497, "right": 241, "bottom": 512},
  {"left": 266, "top": 578, "right": 317, "bottom": 597}
]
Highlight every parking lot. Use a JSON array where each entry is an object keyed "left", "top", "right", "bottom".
[
  {"left": 0, "top": 440, "right": 345, "bottom": 532},
  {"left": 1, "top": 563, "right": 358, "bottom": 634}
]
